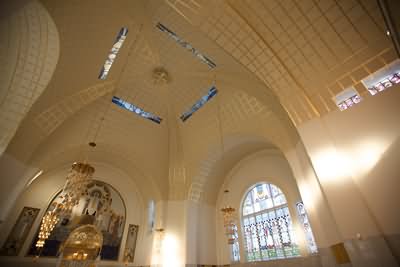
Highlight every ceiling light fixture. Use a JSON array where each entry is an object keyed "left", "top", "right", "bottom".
[
  {"left": 152, "top": 67, "right": 170, "bottom": 85},
  {"left": 221, "top": 189, "right": 237, "bottom": 245}
]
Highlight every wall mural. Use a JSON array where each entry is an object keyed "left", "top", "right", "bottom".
[
  {"left": 123, "top": 224, "right": 139, "bottom": 263},
  {"left": 1, "top": 207, "right": 40, "bottom": 256},
  {"left": 28, "top": 180, "right": 126, "bottom": 260}
]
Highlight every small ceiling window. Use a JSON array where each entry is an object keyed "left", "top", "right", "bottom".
[
  {"left": 156, "top": 23, "right": 216, "bottom": 68},
  {"left": 112, "top": 96, "right": 162, "bottom": 124},
  {"left": 334, "top": 87, "right": 362, "bottom": 111},
  {"left": 180, "top": 86, "right": 217, "bottom": 122},
  {"left": 99, "top": 27, "right": 128, "bottom": 80},
  {"left": 361, "top": 60, "right": 400, "bottom": 95}
]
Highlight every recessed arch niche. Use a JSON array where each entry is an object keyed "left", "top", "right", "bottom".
[{"left": 27, "top": 180, "right": 126, "bottom": 261}]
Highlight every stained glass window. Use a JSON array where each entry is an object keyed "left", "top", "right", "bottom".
[
  {"left": 180, "top": 86, "right": 217, "bottom": 122},
  {"left": 112, "top": 96, "right": 162, "bottom": 124},
  {"left": 231, "top": 224, "right": 240, "bottom": 262},
  {"left": 156, "top": 23, "right": 216, "bottom": 68},
  {"left": 334, "top": 87, "right": 362, "bottom": 111},
  {"left": 296, "top": 202, "right": 318, "bottom": 254},
  {"left": 361, "top": 60, "right": 400, "bottom": 95},
  {"left": 242, "top": 183, "right": 300, "bottom": 262},
  {"left": 99, "top": 27, "right": 128, "bottom": 80}
]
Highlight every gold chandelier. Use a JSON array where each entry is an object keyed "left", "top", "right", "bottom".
[
  {"left": 36, "top": 162, "right": 95, "bottom": 248},
  {"left": 215, "top": 84, "right": 238, "bottom": 245},
  {"left": 36, "top": 211, "right": 59, "bottom": 248},
  {"left": 220, "top": 190, "right": 238, "bottom": 245}
]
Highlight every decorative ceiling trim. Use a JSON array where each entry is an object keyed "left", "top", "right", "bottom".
[
  {"left": 34, "top": 81, "right": 115, "bottom": 136},
  {"left": 225, "top": 0, "right": 320, "bottom": 119}
]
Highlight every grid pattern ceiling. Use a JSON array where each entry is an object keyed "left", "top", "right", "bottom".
[
  {"left": 195, "top": 0, "right": 396, "bottom": 125},
  {"left": 16, "top": 0, "right": 399, "bottom": 203}
]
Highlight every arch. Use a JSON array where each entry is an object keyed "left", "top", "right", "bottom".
[
  {"left": 32, "top": 143, "right": 164, "bottom": 201},
  {"left": 215, "top": 149, "right": 314, "bottom": 264},
  {"left": 240, "top": 182, "right": 300, "bottom": 261},
  {"left": 0, "top": 160, "right": 149, "bottom": 263},
  {"left": 28, "top": 180, "right": 126, "bottom": 261},
  {"left": 187, "top": 133, "right": 277, "bottom": 204}
]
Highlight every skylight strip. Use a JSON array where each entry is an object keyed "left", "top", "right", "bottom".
[
  {"left": 180, "top": 86, "right": 218, "bottom": 122},
  {"left": 334, "top": 87, "right": 362, "bottom": 111},
  {"left": 156, "top": 23, "right": 216, "bottom": 68},
  {"left": 361, "top": 60, "right": 400, "bottom": 95},
  {"left": 367, "top": 72, "right": 400, "bottom": 95},
  {"left": 99, "top": 27, "right": 128, "bottom": 80},
  {"left": 112, "top": 96, "right": 162, "bottom": 124}
]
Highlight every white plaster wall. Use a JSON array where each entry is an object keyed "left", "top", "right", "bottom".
[
  {"left": 284, "top": 143, "right": 343, "bottom": 248},
  {"left": 159, "top": 201, "right": 186, "bottom": 267},
  {"left": 0, "top": 154, "right": 40, "bottom": 222},
  {"left": 298, "top": 86, "right": 400, "bottom": 238},
  {"left": 297, "top": 86, "right": 400, "bottom": 266},
  {"left": 148, "top": 200, "right": 217, "bottom": 266},
  {"left": 185, "top": 201, "right": 217, "bottom": 265}
]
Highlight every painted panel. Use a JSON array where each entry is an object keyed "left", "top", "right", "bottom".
[
  {"left": 28, "top": 180, "right": 125, "bottom": 261},
  {"left": 0, "top": 207, "right": 40, "bottom": 256},
  {"left": 123, "top": 224, "right": 139, "bottom": 263}
]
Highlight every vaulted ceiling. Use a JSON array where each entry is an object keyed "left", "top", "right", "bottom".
[{"left": 4, "top": 0, "right": 396, "bottom": 203}]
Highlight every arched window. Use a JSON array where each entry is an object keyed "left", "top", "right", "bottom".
[
  {"left": 148, "top": 200, "right": 155, "bottom": 231},
  {"left": 242, "top": 183, "right": 300, "bottom": 261}
]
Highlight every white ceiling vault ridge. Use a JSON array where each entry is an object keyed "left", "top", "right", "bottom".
[
  {"left": 3, "top": 0, "right": 396, "bottom": 203},
  {"left": 34, "top": 81, "right": 116, "bottom": 137}
]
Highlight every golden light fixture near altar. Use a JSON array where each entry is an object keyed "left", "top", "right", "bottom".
[
  {"left": 36, "top": 210, "right": 59, "bottom": 248},
  {"left": 220, "top": 190, "right": 238, "bottom": 245},
  {"left": 35, "top": 161, "right": 95, "bottom": 248}
]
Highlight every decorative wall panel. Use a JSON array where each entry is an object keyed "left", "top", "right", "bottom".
[
  {"left": 0, "top": 207, "right": 40, "bottom": 256},
  {"left": 123, "top": 224, "right": 139, "bottom": 263}
]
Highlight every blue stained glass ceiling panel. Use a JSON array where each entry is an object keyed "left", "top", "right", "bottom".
[
  {"left": 99, "top": 27, "right": 128, "bottom": 80},
  {"left": 156, "top": 23, "right": 216, "bottom": 69},
  {"left": 180, "top": 86, "right": 218, "bottom": 122},
  {"left": 112, "top": 96, "right": 162, "bottom": 124}
]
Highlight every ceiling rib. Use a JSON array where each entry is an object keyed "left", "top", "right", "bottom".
[{"left": 226, "top": 0, "right": 321, "bottom": 119}]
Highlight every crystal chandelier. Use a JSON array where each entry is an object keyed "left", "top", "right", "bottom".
[
  {"left": 36, "top": 210, "right": 59, "bottom": 248},
  {"left": 36, "top": 162, "right": 95, "bottom": 248},
  {"left": 221, "top": 190, "right": 238, "bottom": 245}
]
